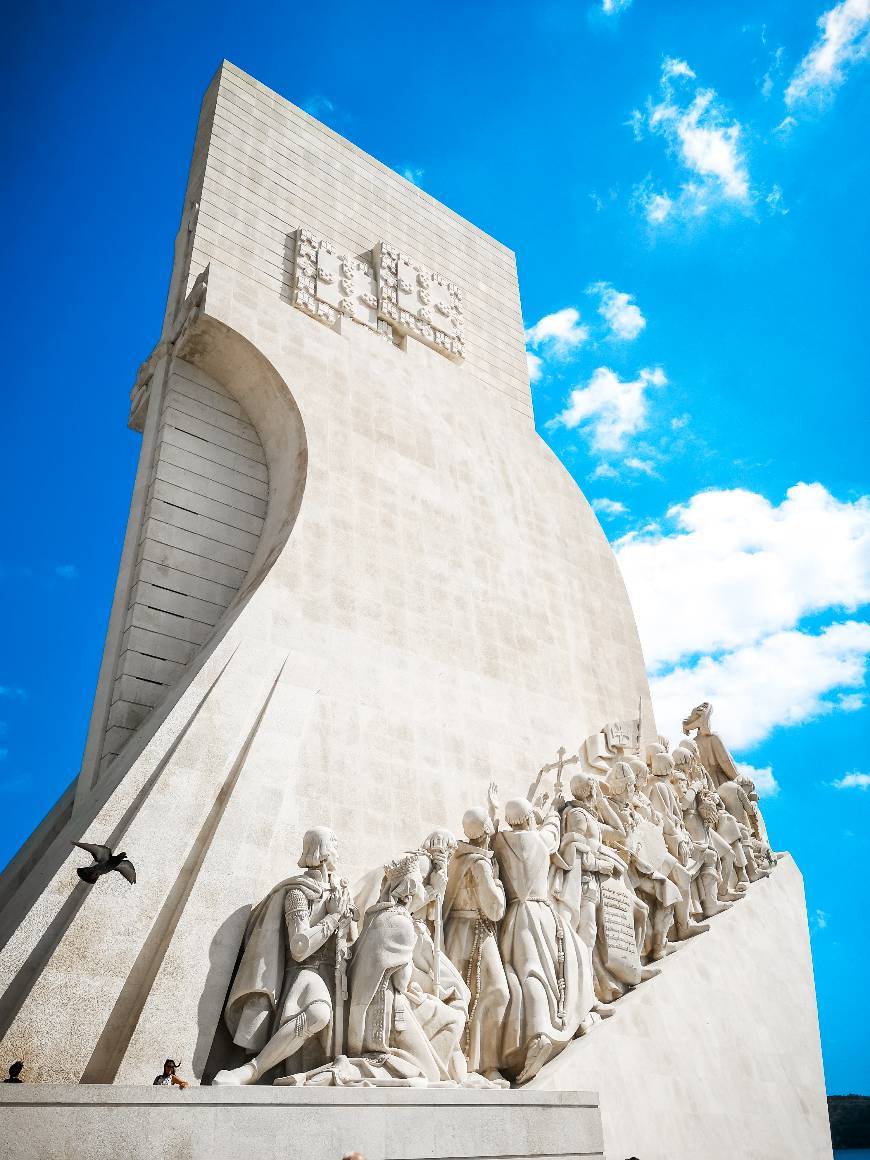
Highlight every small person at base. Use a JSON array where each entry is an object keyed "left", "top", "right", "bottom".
[
  {"left": 152, "top": 1059, "right": 189, "bottom": 1088},
  {"left": 3, "top": 1061, "right": 24, "bottom": 1083}
]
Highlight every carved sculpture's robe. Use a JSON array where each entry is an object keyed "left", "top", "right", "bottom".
[
  {"left": 494, "top": 814, "right": 594, "bottom": 1076},
  {"left": 223, "top": 874, "right": 334, "bottom": 1068},
  {"left": 695, "top": 731, "right": 740, "bottom": 788},
  {"left": 348, "top": 903, "right": 468, "bottom": 1083},
  {"left": 444, "top": 843, "right": 509, "bottom": 1073},
  {"left": 550, "top": 804, "right": 645, "bottom": 1000}
]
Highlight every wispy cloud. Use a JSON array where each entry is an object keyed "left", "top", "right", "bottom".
[
  {"left": 548, "top": 366, "right": 666, "bottom": 453},
  {"left": 54, "top": 564, "right": 78, "bottom": 580},
  {"left": 632, "top": 58, "right": 751, "bottom": 224},
  {"left": 588, "top": 282, "right": 647, "bottom": 340},
  {"left": 624, "top": 456, "right": 658, "bottom": 475},
  {"left": 602, "top": 0, "right": 633, "bottom": 13},
  {"left": 590, "top": 463, "right": 619, "bottom": 481},
  {"left": 302, "top": 94, "right": 335, "bottom": 119},
  {"left": 836, "top": 692, "right": 865, "bottom": 711},
  {"left": 812, "top": 909, "right": 829, "bottom": 931},
  {"left": 525, "top": 307, "right": 589, "bottom": 356},
  {"left": 831, "top": 771, "right": 870, "bottom": 789},
  {"left": 527, "top": 351, "right": 544, "bottom": 382},
  {"left": 591, "top": 497, "right": 628, "bottom": 518},
  {"left": 398, "top": 166, "right": 425, "bottom": 186},
  {"left": 766, "top": 185, "right": 788, "bottom": 215},
  {"left": 0, "top": 686, "right": 26, "bottom": 699},
  {"left": 786, "top": 0, "right": 870, "bottom": 106}
]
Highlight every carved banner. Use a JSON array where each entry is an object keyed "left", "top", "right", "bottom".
[{"left": 598, "top": 877, "right": 642, "bottom": 986}]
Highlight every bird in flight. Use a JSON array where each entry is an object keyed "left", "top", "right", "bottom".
[{"left": 72, "top": 842, "right": 137, "bottom": 885}]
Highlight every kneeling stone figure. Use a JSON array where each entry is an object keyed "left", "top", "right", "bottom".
[{"left": 213, "top": 826, "right": 356, "bottom": 1085}]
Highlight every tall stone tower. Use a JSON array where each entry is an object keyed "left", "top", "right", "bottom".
[{"left": 0, "top": 61, "right": 652, "bottom": 1085}]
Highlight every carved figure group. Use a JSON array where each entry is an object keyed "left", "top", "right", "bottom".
[{"left": 214, "top": 700, "right": 775, "bottom": 1089}]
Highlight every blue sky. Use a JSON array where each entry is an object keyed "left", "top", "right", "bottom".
[{"left": 1, "top": 0, "right": 868, "bottom": 1094}]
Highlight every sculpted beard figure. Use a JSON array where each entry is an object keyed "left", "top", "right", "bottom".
[
  {"left": 647, "top": 751, "right": 730, "bottom": 923},
  {"left": 214, "top": 827, "right": 357, "bottom": 1085},
  {"left": 551, "top": 773, "right": 652, "bottom": 1003},
  {"left": 495, "top": 796, "right": 595, "bottom": 1084},
  {"left": 443, "top": 783, "right": 510, "bottom": 1086},
  {"left": 671, "top": 747, "right": 745, "bottom": 903},
  {"left": 602, "top": 761, "right": 684, "bottom": 961}
]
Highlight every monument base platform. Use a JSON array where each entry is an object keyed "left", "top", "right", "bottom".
[{"left": 0, "top": 1085, "right": 603, "bottom": 1160}]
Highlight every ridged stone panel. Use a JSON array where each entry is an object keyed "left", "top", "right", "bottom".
[{"left": 98, "top": 359, "right": 268, "bottom": 775}]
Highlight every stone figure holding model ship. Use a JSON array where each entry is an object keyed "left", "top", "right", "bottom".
[{"left": 213, "top": 827, "right": 357, "bottom": 1085}]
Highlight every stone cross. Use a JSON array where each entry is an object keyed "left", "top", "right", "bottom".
[{"left": 539, "top": 746, "right": 580, "bottom": 796}]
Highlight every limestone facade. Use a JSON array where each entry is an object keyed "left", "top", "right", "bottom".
[{"left": 0, "top": 60, "right": 651, "bottom": 1086}]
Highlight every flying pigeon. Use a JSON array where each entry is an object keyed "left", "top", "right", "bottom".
[{"left": 72, "top": 842, "right": 136, "bottom": 885}]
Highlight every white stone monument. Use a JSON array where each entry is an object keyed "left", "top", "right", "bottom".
[{"left": 0, "top": 61, "right": 831, "bottom": 1160}]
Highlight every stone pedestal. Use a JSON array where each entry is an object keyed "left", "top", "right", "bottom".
[{"left": 0, "top": 1087, "right": 604, "bottom": 1160}]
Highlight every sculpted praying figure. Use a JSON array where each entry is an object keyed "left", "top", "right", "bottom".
[
  {"left": 348, "top": 853, "right": 471, "bottom": 1084},
  {"left": 443, "top": 782, "right": 509, "bottom": 1086},
  {"left": 551, "top": 773, "right": 651, "bottom": 1004},
  {"left": 494, "top": 796, "right": 595, "bottom": 1084},
  {"left": 213, "top": 827, "right": 357, "bottom": 1085}
]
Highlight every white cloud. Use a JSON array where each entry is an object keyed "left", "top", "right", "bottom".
[
  {"left": 832, "top": 771, "right": 870, "bottom": 789},
  {"left": 634, "top": 59, "right": 751, "bottom": 224},
  {"left": 302, "top": 94, "right": 335, "bottom": 119},
  {"left": 642, "top": 191, "right": 675, "bottom": 224},
  {"left": 617, "top": 483, "right": 870, "bottom": 670},
  {"left": 527, "top": 351, "right": 543, "bottom": 382},
  {"left": 760, "top": 45, "right": 786, "bottom": 100},
  {"left": 591, "top": 497, "right": 628, "bottom": 518},
  {"left": 399, "top": 166, "right": 425, "bottom": 186},
  {"left": 589, "top": 463, "right": 619, "bottom": 480},
  {"left": 813, "top": 909, "right": 828, "bottom": 931},
  {"left": 624, "top": 456, "right": 658, "bottom": 475},
  {"left": 836, "top": 692, "right": 865, "bottom": 711},
  {"left": 766, "top": 185, "right": 788, "bottom": 215},
  {"left": 786, "top": 0, "right": 870, "bottom": 106},
  {"left": 620, "top": 484, "right": 870, "bottom": 753},
  {"left": 589, "top": 282, "right": 647, "bottom": 340},
  {"left": 662, "top": 57, "right": 696, "bottom": 81},
  {"left": 525, "top": 308, "right": 589, "bottom": 356},
  {"left": 650, "top": 620, "right": 870, "bottom": 749},
  {"left": 774, "top": 114, "right": 798, "bottom": 135},
  {"left": 737, "top": 761, "right": 780, "bottom": 798},
  {"left": 549, "top": 366, "right": 666, "bottom": 452},
  {"left": 602, "top": 0, "right": 633, "bottom": 12}
]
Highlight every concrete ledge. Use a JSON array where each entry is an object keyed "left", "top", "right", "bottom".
[{"left": 0, "top": 1085, "right": 604, "bottom": 1160}]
